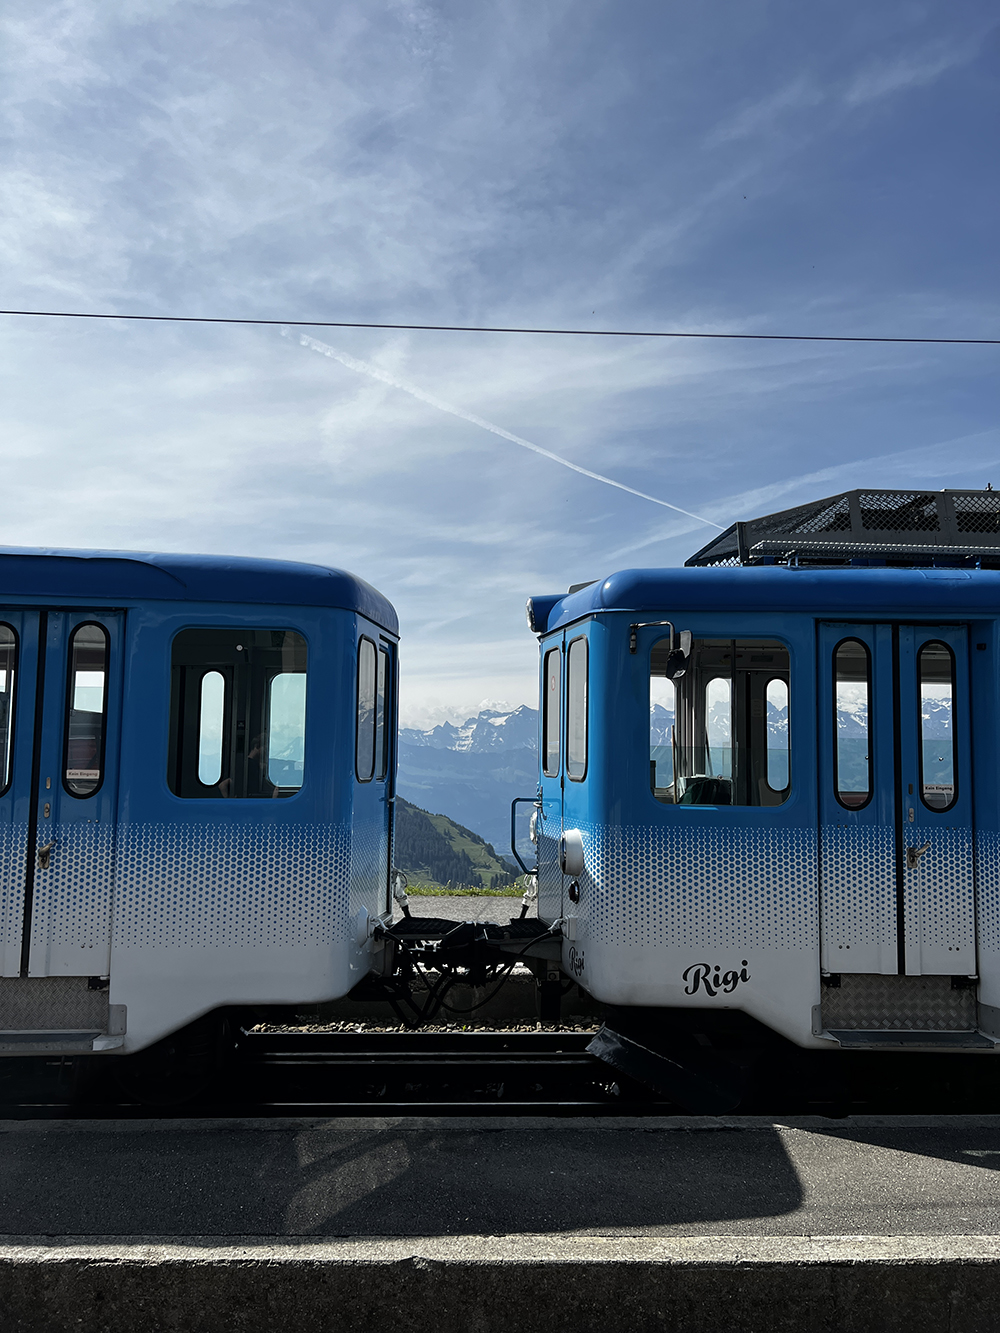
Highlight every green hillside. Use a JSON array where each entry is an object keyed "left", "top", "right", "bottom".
[{"left": 394, "top": 797, "right": 519, "bottom": 890}]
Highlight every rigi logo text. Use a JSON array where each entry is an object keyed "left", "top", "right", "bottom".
[{"left": 682, "top": 961, "right": 751, "bottom": 997}]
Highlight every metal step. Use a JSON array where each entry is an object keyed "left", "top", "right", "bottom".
[
  {"left": 0, "top": 1030, "right": 103, "bottom": 1054},
  {"left": 827, "top": 1028, "right": 997, "bottom": 1050}
]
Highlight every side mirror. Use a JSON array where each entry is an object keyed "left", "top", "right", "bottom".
[
  {"left": 664, "top": 649, "right": 687, "bottom": 679},
  {"left": 678, "top": 630, "right": 693, "bottom": 657}
]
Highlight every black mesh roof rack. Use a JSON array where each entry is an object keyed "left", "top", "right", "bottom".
[{"left": 686, "top": 488, "right": 1000, "bottom": 568}]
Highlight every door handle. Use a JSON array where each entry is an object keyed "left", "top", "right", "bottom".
[
  {"left": 906, "top": 842, "right": 931, "bottom": 870},
  {"left": 36, "top": 840, "right": 56, "bottom": 870}
]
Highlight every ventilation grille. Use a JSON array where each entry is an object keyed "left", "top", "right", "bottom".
[
  {"left": 954, "top": 492, "right": 1000, "bottom": 534},
  {"left": 793, "top": 494, "right": 852, "bottom": 534},
  {"left": 687, "top": 488, "right": 1000, "bottom": 567}
]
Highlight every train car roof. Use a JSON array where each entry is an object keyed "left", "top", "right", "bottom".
[
  {"left": 529, "top": 565, "right": 1000, "bottom": 635},
  {"left": 0, "top": 547, "right": 398, "bottom": 635}
]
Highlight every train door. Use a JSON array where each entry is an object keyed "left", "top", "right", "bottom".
[
  {"left": 535, "top": 636, "right": 564, "bottom": 923},
  {"left": 354, "top": 635, "right": 394, "bottom": 915},
  {"left": 0, "top": 609, "right": 123, "bottom": 979},
  {"left": 818, "top": 622, "right": 974, "bottom": 978}
]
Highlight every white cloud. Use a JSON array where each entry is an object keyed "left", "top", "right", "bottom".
[{"left": 844, "top": 42, "right": 979, "bottom": 106}]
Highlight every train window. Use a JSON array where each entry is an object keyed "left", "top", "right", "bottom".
[
  {"left": 566, "top": 637, "right": 588, "bottom": 781},
  {"left": 918, "top": 640, "right": 956, "bottom": 812},
  {"left": 64, "top": 623, "right": 109, "bottom": 798},
  {"left": 0, "top": 624, "right": 16, "bottom": 795},
  {"left": 267, "top": 673, "right": 306, "bottom": 789},
  {"left": 543, "top": 647, "right": 561, "bottom": 776},
  {"left": 198, "top": 671, "right": 226, "bottom": 786},
  {"left": 766, "top": 679, "right": 790, "bottom": 793},
  {"left": 169, "top": 628, "right": 307, "bottom": 798},
  {"left": 356, "top": 638, "right": 377, "bottom": 782},
  {"left": 649, "top": 637, "right": 790, "bottom": 806},
  {"left": 649, "top": 674, "right": 674, "bottom": 795},
  {"left": 833, "top": 639, "right": 871, "bottom": 809},
  {"left": 705, "top": 677, "right": 732, "bottom": 781},
  {"left": 375, "top": 646, "right": 390, "bottom": 781}
]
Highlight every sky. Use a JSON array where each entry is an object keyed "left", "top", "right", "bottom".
[{"left": 1, "top": 1, "right": 998, "bottom": 727}]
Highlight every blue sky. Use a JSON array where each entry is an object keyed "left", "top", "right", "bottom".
[{"left": 2, "top": 1, "right": 998, "bottom": 724}]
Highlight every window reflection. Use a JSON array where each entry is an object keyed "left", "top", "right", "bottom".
[
  {"left": 705, "top": 677, "right": 732, "bottom": 780},
  {"left": 834, "top": 639, "right": 871, "bottom": 809},
  {"left": 649, "top": 675, "right": 675, "bottom": 795},
  {"left": 766, "top": 678, "right": 789, "bottom": 793},
  {"left": 169, "top": 628, "right": 306, "bottom": 798},
  {"left": 918, "top": 641, "right": 956, "bottom": 811},
  {"left": 268, "top": 673, "right": 306, "bottom": 789},
  {"left": 356, "top": 639, "right": 376, "bottom": 782},
  {"left": 566, "top": 637, "right": 588, "bottom": 780},
  {"left": 543, "top": 648, "right": 561, "bottom": 777},
  {"left": 375, "top": 647, "right": 390, "bottom": 781},
  {"left": 64, "top": 623, "right": 108, "bottom": 797},
  {"left": 198, "top": 671, "right": 225, "bottom": 786},
  {"left": 0, "top": 625, "right": 15, "bottom": 794},
  {"left": 649, "top": 638, "right": 790, "bottom": 806}
]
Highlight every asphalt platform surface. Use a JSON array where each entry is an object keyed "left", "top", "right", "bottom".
[{"left": 3, "top": 1114, "right": 1000, "bottom": 1239}]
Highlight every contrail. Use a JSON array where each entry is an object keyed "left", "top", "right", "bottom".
[{"left": 293, "top": 331, "right": 723, "bottom": 529}]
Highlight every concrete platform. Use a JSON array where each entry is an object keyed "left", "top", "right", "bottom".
[{"left": 5, "top": 1115, "right": 1000, "bottom": 1330}]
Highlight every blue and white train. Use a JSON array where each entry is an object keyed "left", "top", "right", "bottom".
[
  {"left": 526, "top": 489, "right": 1000, "bottom": 1076},
  {"left": 0, "top": 548, "right": 397, "bottom": 1058}
]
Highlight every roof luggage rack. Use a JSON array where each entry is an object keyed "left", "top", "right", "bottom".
[{"left": 686, "top": 487, "right": 1000, "bottom": 569}]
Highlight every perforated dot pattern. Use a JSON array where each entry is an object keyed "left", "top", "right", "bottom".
[
  {"left": 537, "top": 826, "right": 563, "bottom": 921},
  {"left": 349, "top": 811, "right": 389, "bottom": 922},
  {"left": 819, "top": 824, "right": 895, "bottom": 952},
  {"left": 30, "top": 823, "right": 114, "bottom": 951},
  {"left": 978, "top": 830, "right": 1000, "bottom": 953},
  {"left": 576, "top": 821, "right": 818, "bottom": 949},
  {"left": 0, "top": 823, "right": 28, "bottom": 952},
  {"left": 905, "top": 821, "right": 975, "bottom": 956},
  {"left": 114, "top": 822, "right": 352, "bottom": 949}
]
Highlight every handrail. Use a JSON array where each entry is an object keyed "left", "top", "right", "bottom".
[{"left": 510, "top": 796, "right": 538, "bottom": 877}]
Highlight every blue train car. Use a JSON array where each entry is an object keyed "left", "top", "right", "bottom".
[
  {"left": 526, "top": 490, "right": 1000, "bottom": 1061},
  {"left": 0, "top": 548, "right": 398, "bottom": 1057}
]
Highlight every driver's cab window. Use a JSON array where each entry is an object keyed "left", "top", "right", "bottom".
[{"left": 650, "top": 637, "right": 790, "bottom": 806}]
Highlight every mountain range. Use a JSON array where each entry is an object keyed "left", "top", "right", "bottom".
[
  {"left": 396, "top": 697, "right": 952, "bottom": 850},
  {"left": 396, "top": 705, "right": 538, "bottom": 853}
]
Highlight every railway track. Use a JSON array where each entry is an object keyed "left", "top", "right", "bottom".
[
  {"left": 0, "top": 1030, "right": 671, "bottom": 1119},
  {"left": 5, "top": 1027, "right": 1000, "bottom": 1118}
]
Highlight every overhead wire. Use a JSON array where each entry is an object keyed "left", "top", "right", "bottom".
[{"left": 0, "top": 308, "right": 997, "bottom": 345}]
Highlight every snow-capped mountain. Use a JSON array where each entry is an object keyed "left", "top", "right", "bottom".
[
  {"left": 401, "top": 694, "right": 952, "bottom": 851},
  {"left": 396, "top": 706, "right": 539, "bottom": 852},
  {"left": 649, "top": 702, "right": 789, "bottom": 746},
  {"left": 920, "top": 695, "right": 952, "bottom": 737},
  {"left": 400, "top": 704, "right": 538, "bottom": 753}
]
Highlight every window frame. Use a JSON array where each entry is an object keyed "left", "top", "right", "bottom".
[
  {"left": 375, "top": 644, "right": 391, "bottom": 782},
  {"left": 355, "top": 636, "right": 378, "bottom": 783},
  {"left": 565, "top": 635, "right": 589, "bottom": 782},
  {"left": 167, "top": 626, "right": 307, "bottom": 799},
  {"left": 62, "top": 620, "right": 110, "bottom": 800},
  {"left": 542, "top": 645, "right": 562, "bottom": 777},
  {"left": 648, "top": 633, "right": 792, "bottom": 808},
  {"left": 0, "top": 622, "right": 17, "bottom": 798},
  {"left": 832, "top": 636, "right": 873, "bottom": 812},
  {"left": 917, "top": 638, "right": 958, "bottom": 814}
]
